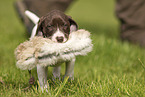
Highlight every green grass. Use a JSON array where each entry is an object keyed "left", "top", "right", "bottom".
[{"left": 0, "top": 0, "right": 144, "bottom": 96}]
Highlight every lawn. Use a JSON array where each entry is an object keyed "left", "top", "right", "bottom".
[{"left": 0, "top": 0, "right": 144, "bottom": 96}]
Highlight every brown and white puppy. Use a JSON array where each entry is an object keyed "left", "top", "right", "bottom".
[
  {"left": 26, "top": 10, "right": 78, "bottom": 91},
  {"left": 37, "top": 10, "right": 78, "bottom": 43}
]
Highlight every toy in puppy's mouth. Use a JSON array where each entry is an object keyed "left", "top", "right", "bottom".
[{"left": 15, "top": 29, "right": 93, "bottom": 70}]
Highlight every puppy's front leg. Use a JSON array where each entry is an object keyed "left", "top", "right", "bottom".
[
  {"left": 37, "top": 65, "right": 48, "bottom": 92},
  {"left": 64, "top": 58, "right": 76, "bottom": 80}
]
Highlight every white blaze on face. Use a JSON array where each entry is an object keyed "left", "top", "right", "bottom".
[{"left": 51, "top": 28, "right": 67, "bottom": 43}]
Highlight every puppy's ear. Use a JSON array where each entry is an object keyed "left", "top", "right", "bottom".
[
  {"left": 36, "top": 16, "right": 45, "bottom": 36},
  {"left": 68, "top": 16, "right": 78, "bottom": 32}
]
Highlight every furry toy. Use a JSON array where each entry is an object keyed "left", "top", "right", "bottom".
[{"left": 15, "top": 29, "right": 93, "bottom": 70}]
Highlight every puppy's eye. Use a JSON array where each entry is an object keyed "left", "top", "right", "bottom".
[
  {"left": 43, "top": 35, "right": 46, "bottom": 38},
  {"left": 63, "top": 24, "right": 67, "bottom": 27},
  {"left": 47, "top": 25, "right": 51, "bottom": 28},
  {"left": 47, "top": 25, "right": 54, "bottom": 28}
]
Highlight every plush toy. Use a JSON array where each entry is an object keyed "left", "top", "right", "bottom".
[{"left": 15, "top": 29, "right": 93, "bottom": 70}]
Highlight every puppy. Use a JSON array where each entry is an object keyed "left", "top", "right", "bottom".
[{"left": 26, "top": 10, "right": 78, "bottom": 91}]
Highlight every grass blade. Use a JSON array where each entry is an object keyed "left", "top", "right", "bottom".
[{"left": 55, "top": 76, "right": 69, "bottom": 97}]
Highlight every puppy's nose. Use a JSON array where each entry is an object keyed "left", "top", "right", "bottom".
[{"left": 56, "top": 36, "right": 64, "bottom": 43}]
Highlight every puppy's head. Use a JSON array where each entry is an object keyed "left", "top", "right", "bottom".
[{"left": 37, "top": 10, "right": 78, "bottom": 43}]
